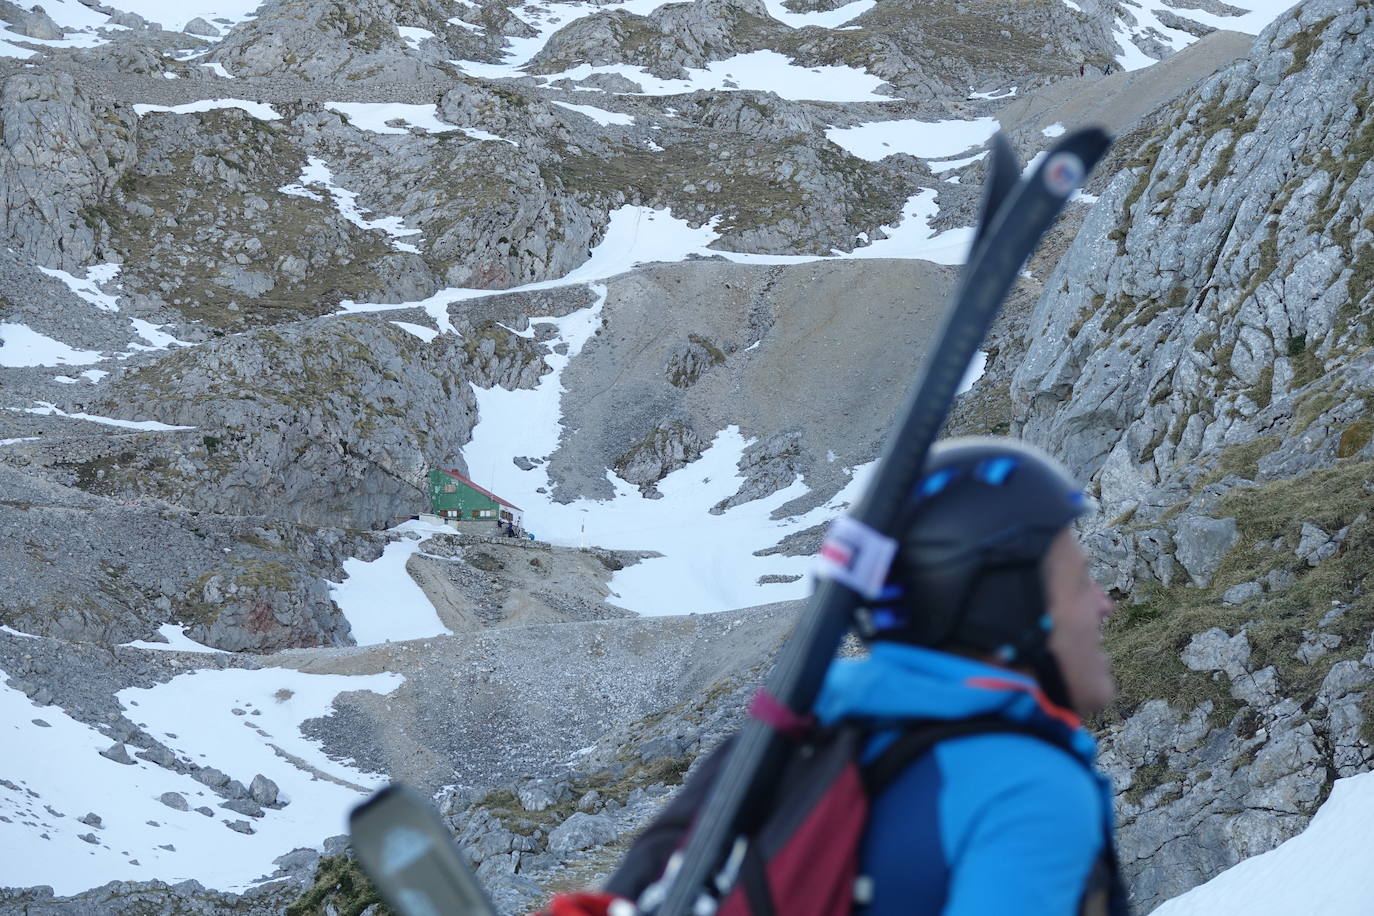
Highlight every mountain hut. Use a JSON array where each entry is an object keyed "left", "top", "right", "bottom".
[{"left": 426, "top": 469, "right": 524, "bottom": 531}]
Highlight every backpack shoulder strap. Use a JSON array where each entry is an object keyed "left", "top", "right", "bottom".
[{"left": 861, "top": 714, "right": 1074, "bottom": 796}]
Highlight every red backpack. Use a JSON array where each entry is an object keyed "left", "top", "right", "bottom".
[{"left": 606, "top": 709, "right": 1076, "bottom": 915}]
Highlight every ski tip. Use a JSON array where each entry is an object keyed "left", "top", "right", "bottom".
[
  {"left": 1037, "top": 126, "right": 1113, "bottom": 199},
  {"left": 974, "top": 132, "right": 1020, "bottom": 245},
  {"left": 988, "top": 131, "right": 1019, "bottom": 174}
]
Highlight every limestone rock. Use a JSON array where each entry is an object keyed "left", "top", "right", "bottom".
[
  {"left": 712, "top": 429, "right": 803, "bottom": 513},
  {"left": 1221, "top": 581, "right": 1263, "bottom": 605},
  {"left": 516, "top": 779, "right": 562, "bottom": 813},
  {"left": 0, "top": 72, "right": 138, "bottom": 270},
  {"left": 249, "top": 774, "right": 280, "bottom": 807},
  {"left": 1173, "top": 517, "right": 1238, "bottom": 587},
  {"left": 612, "top": 421, "right": 708, "bottom": 497},
  {"left": 159, "top": 792, "right": 190, "bottom": 811},
  {"left": 547, "top": 812, "right": 618, "bottom": 854},
  {"left": 99, "top": 742, "right": 135, "bottom": 765},
  {"left": 182, "top": 16, "right": 220, "bottom": 36},
  {"left": 4, "top": 4, "right": 62, "bottom": 39},
  {"left": 192, "top": 767, "right": 230, "bottom": 789},
  {"left": 1180, "top": 627, "right": 1251, "bottom": 679},
  {"left": 1295, "top": 521, "right": 1341, "bottom": 566},
  {"left": 221, "top": 798, "right": 264, "bottom": 818}
]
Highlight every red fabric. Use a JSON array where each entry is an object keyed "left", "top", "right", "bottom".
[
  {"left": 718, "top": 762, "right": 869, "bottom": 916},
  {"left": 538, "top": 891, "right": 627, "bottom": 916},
  {"left": 749, "top": 688, "right": 817, "bottom": 739}
]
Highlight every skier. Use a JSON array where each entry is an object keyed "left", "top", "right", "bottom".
[
  {"left": 805, "top": 436, "right": 1124, "bottom": 915},
  {"left": 577, "top": 437, "right": 1124, "bottom": 915},
  {"left": 1079, "top": 62, "right": 1085, "bottom": 76}
]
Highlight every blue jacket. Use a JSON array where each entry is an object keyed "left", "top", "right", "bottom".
[{"left": 814, "top": 642, "right": 1116, "bottom": 916}]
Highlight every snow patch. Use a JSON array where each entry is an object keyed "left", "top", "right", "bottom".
[
  {"left": 551, "top": 101, "right": 635, "bottom": 126},
  {"left": 133, "top": 99, "right": 282, "bottom": 120},
  {"left": 325, "top": 101, "right": 460, "bottom": 135},
  {"left": 122, "top": 624, "right": 229, "bottom": 654},
  {"left": 825, "top": 117, "right": 999, "bottom": 162},
  {"left": 129, "top": 319, "right": 195, "bottom": 350},
  {"left": 37, "top": 263, "right": 122, "bottom": 312},
  {"left": 957, "top": 349, "right": 987, "bottom": 394},
  {"left": 486, "top": 51, "right": 892, "bottom": 103},
  {"left": 0, "top": 324, "right": 103, "bottom": 367},
  {"left": 1154, "top": 770, "right": 1374, "bottom": 915},
  {"left": 928, "top": 150, "right": 989, "bottom": 173},
  {"left": 17, "top": 402, "right": 193, "bottom": 431},
  {"left": 758, "top": 0, "right": 874, "bottom": 29},
  {"left": 390, "top": 321, "right": 440, "bottom": 342},
  {"left": 284, "top": 157, "right": 422, "bottom": 252},
  {"left": 458, "top": 286, "right": 886, "bottom": 615},
  {"left": 330, "top": 520, "right": 451, "bottom": 645}
]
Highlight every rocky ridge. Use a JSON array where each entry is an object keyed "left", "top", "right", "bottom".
[{"left": 1010, "top": 0, "right": 1374, "bottom": 909}]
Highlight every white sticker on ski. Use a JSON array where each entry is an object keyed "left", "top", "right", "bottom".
[{"left": 814, "top": 516, "right": 898, "bottom": 600}]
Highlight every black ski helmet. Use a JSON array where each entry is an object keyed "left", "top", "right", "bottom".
[{"left": 859, "top": 436, "right": 1090, "bottom": 666}]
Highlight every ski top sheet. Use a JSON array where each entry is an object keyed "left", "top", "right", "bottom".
[
  {"left": 350, "top": 783, "right": 498, "bottom": 916},
  {"left": 648, "top": 126, "right": 1112, "bottom": 916}
]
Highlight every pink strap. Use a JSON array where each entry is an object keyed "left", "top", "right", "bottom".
[{"left": 749, "top": 689, "right": 816, "bottom": 739}]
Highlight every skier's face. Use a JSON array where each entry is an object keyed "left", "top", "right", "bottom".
[{"left": 1042, "top": 530, "right": 1116, "bottom": 716}]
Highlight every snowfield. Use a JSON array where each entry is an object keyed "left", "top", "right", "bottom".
[{"left": 0, "top": 667, "right": 403, "bottom": 895}]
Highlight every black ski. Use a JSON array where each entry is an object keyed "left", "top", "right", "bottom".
[
  {"left": 972, "top": 132, "right": 1020, "bottom": 249},
  {"left": 648, "top": 126, "right": 1112, "bottom": 916},
  {"left": 350, "top": 783, "right": 498, "bottom": 916}
]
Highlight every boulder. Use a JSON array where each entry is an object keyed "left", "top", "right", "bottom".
[
  {"left": 182, "top": 16, "right": 220, "bottom": 36},
  {"left": 547, "top": 812, "right": 619, "bottom": 855},
  {"left": 1180, "top": 627, "right": 1251, "bottom": 679},
  {"left": 99, "top": 743, "right": 135, "bottom": 765},
  {"left": 159, "top": 792, "right": 190, "bottom": 812},
  {"left": 249, "top": 774, "right": 280, "bottom": 807},
  {"left": 1173, "top": 517, "right": 1239, "bottom": 587}
]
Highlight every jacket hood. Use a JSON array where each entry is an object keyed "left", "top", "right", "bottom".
[{"left": 814, "top": 641, "right": 1099, "bottom": 763}]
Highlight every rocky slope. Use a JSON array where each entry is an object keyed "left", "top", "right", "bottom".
[{"left": 1011, "top": 0, "right": 1374, "bottom": 908}]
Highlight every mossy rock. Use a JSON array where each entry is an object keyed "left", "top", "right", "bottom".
[
  {"left": 1104, "top": 455, "right": 1374, "bottom": 724},
  {"left": 284, "top": 855, "right": 390, "bottom": 916}
]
